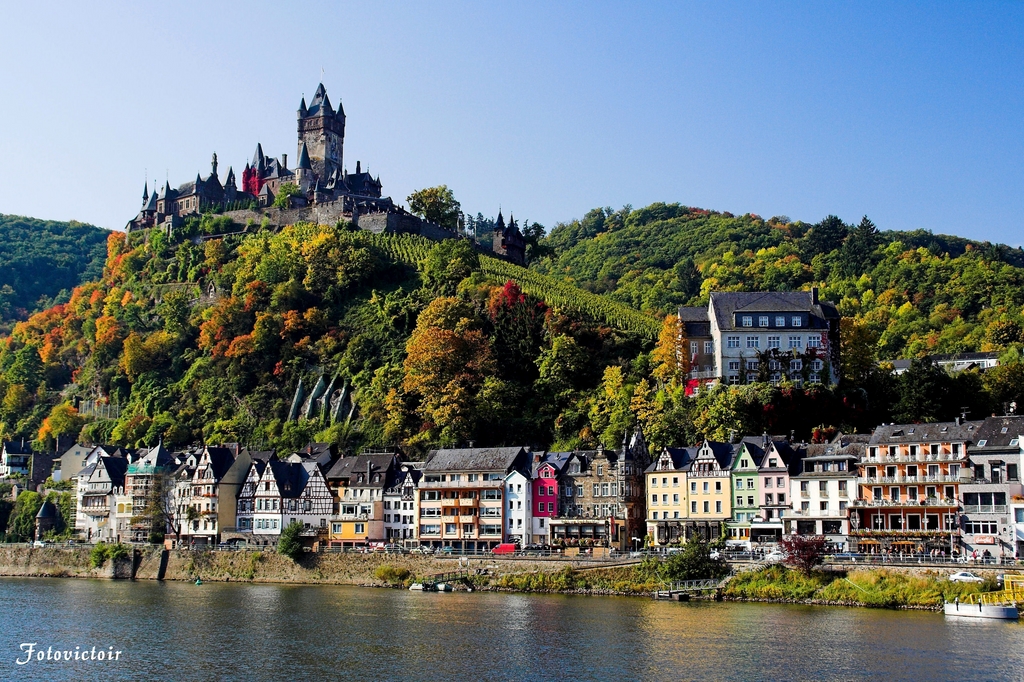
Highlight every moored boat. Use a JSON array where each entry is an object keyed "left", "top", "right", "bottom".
[{"left": 943, "top": 600, "right": 1018, "bottom": 620}]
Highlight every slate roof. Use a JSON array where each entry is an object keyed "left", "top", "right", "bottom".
[
  {"left": 306, "top": 83, "right": 334, "bottom": 117},
  {"left": 101, "top": 456, "right": 129, "bottom": 488},
  {"left": 204, "top": 446, "right": 236, "bottom": 480},
  {"left": 533, "top": 451, "right": 572, "bottom": 477},
  {"left": 246, "top": 450, "right": 277, "bottom": 463},
  {"left": 2, "top": 440, "right": 32, "bottom": 455},
  {"left": 297, "top": 142, "right": 312, "bottom": 170},
  {"left": 972, "top": 416, "right": 1024, "bottom": 450},
  {"left": 709, "top": 291, "right": 838, "bottom": 332},
  {"left": 268, "top": 460, "right": 306, "bottom": 498},
  {"left": 869, "top": 421, "right": 984, "bottom": 445},
  {"left": 645, "top": 446, "right": 696, "bottom": 473},
  {"left": 326, "top": 453, "right": 398, "bottom": 488},
  {"left": 423, "top": 447, "right": 527, "bottom": 473},
  {"left": 36, "top": 500, "right": 58, "bottom": 519}
]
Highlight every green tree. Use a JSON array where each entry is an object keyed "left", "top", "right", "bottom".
[
  {"left": 278, "top": 520, "right": 304, "bottom": 560},
  {"left": 421, "top": 239, "right": 478, "bottom": 296},
  {"left": 272, "top": 182, "right": 301, "bottom": 208},
  {"left": 7, "top": 491, "right": 42, "bottom": 541},
  {"left": 894, "top": 358, "right": 954, "bottom": 423},
  {"left": 660, "top": 534, "right": 729, "bottom": 581},
  {"left": 406, "top": 185, "right": 461, "bottom": 229},
  {"left": 839, "top": 216, "right": 881, "bottom": 276}
]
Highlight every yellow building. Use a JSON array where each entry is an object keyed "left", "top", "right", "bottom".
[
  {"left": 684, "top": 440, "right": 735, "bottom": 540},
  {"left": 645, "top": 447, "right": 696, "bottom": 546}
]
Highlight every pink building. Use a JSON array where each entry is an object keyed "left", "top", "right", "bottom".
[{"left": 531, "top": 452, "right": 569, "bottom": 545}]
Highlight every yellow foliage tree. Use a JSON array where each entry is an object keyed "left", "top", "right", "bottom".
[{"left": 652, "top": 314, "right": 688, "bottom": 386}]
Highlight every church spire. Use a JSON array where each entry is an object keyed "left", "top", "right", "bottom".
[{"left": 142, "top": 182, "right": 149, "bottom": 203}]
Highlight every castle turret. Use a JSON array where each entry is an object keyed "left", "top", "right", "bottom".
[
  {"left": 142, "top": 182, "right": 149, "bottom": 205},
  {"left": 298, "top": 82, "right": 345, "bottom": 180}
]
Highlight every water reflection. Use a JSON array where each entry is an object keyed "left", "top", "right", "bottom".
[{"left": 0, "top": 579, "right": 1021, "bottom": 681}]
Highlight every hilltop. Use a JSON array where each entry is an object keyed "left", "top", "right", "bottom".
[{"left": 0, "top": 215, "right": 109, "bottom": 329}]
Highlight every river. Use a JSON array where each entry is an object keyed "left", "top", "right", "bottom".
[{"left": 1, "top": 578, "right": 1022, "bottom": 680}]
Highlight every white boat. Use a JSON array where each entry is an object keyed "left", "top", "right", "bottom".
[{"left": 943, "top": 601, "right": 1018, "bottom": 620}]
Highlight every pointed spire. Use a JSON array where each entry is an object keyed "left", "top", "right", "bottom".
[
  {"left": 298, "top": 96, "right": 308, "bottom": 117},
  {"left": 252, "top": 143, "right": 265, "bottom": 169},
  {"left": 495, "top": 209, "right": 505, "bottom": 231},
  {"left": 225, "top": 166, "right": 236, "bottom": 188},
  {"left": 297, "top": 142, "right": 311, "bottom": 170},
  {"left": 142, "top": 182, "right": 149, "bottom": 203}
]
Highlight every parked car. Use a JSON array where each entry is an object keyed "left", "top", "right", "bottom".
[
  {"left": 709, "top": 549, "right": 721, "bottom": 560},
  {"left": 382, "top": 544, "right": 406, "bottom": 554},
  {"left": 32, "top": 540, "right": 46, "bottom": 548},
  {"left": 763, "top": 551, "right": 786, "bottom": 564},
  {"left": 948, "top": 571, "right": 984, "bottom": 583},
  {"left": 438, "top": 546, "right": 454, "bottom": 554},
  {"left": 491, "top": 543, "right": 518, "bottom": 555},
  {"left": 409, "top": 546, "right": 432, "bottom": 555}
]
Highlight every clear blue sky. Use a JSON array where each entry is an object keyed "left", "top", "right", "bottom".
[{"left": 1, "top": 2, "right": 1022, "bottom": 244}]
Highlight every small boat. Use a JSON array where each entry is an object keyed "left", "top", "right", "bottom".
[
  {"left": 944, "top": 601, "right": 1018, "bottom": 620},
  {"left": 436, "top": 582, "right": 453, "bottom": 592},
  {"left": 409, "top": 583, "right": 438, "bottom": 592}
]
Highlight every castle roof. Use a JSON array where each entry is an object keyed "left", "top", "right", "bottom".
[
  {"left": 306, "top": 83, "right": 334, "bottom": 117},
  {"left": 297, "top": 142, "right": 312, "bottom": 170},
  {"left": 252, "top": 143, "right": 265, "bottom": 171}
]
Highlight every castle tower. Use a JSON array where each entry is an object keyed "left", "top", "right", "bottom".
[{"left": 297, "top": 83, "right": 345, "bottom": 180}]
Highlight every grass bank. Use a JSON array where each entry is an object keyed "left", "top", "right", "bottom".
[
  {"left": 724, "top": 565, "right": 999, "bottom": 609},
  {"left": 491, "top": 565, "right": 663, "bottom": 595}
]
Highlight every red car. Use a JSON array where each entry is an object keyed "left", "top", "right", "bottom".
[{"left": 491, "top": 543, "right": 518, "bottom": 555}]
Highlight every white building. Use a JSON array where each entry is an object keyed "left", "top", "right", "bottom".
[
  {"left": 505, "top": 469, "right": 532, "bottom": 544},
  {"left": 787, "top": 434, "right": 865, "bottom": 550},
  {"left": 236, "top": 456, "right": 332, "bottom": 546},
  {"left": 75, "top": 455, "right": 128, "bottom": 543},
  {"left": 383, "top": 464, "right": 421, "bottom": 544},
  {"left": 678, "top": 289, "right": 840, "bottom": 391}
]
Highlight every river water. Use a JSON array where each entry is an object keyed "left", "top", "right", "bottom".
[{"left": 1, "top": 578, "right": 1022, "bottom": 681}]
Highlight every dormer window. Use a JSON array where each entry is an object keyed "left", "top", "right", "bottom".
[
  {"left": 775, "top": 316, "right": 785, "bottom": 327},
  {"left": 742, "top": 316, "right": 753, "bottom": 327},
  {"left": 791, "top": 316, "right": 801, "bottom": 327},
  {"left": 759, "top": 316, "right": 769, "bottom": 327}
]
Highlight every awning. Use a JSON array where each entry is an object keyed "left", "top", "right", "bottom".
[{"left": 856, "top": 539, "right": 880, "bottom": 544}]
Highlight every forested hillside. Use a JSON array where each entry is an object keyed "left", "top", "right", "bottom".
[
  {"left": 1, "top": 203, "right": 1023, "bottom": 457},
  {"left": 0, "top": 215, "right": 109, "bottom": 328},
  {"left": 533, "top": 204, "right": 1024, "bottom": 360}
]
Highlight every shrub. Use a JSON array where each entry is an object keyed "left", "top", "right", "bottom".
[
  {"left": 90, "top": 542, "right": 110, "bottom": 568},
  {"left": 108, "top": 543, "right": 130, "bottom": 562},
  {"left": 374, "top": 565, "right": 412, "bottom": 585},
  {"left": 277, "top": 521, "right": 304, "bottom": 561}
]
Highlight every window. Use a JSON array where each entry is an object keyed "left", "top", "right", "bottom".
[
  {"left": 576, "top": 485, "right": 583, "bottom": 497},
  {"left": 790, "top": 359, "right": 802, "bottom": 371},
  {"left": 662, "top": 494, "right": 668, "bottom": 504},
  {"left": 775, "top": 316, "right": 786, "bottom": 327},
  {"left": 354, "top": 523, "right": 365, "bottom": 534},
  {"left": 791, "top": 316, "right": 802, "bottom": 327},
  {"left": 690, "top": 481, "right": 697, "bottom": 492},
  {"left": 728, "top": 361, "right": 740, "bottom": 371},
  {"left": 807, "top": 336, "right": 819, "bottom": 348},
  {"left": 759, "top": 316, "right": 769, "bottom": 327},
  {"left": 746, "top": 336, "right": 759, "bottom": 348},
  {"left": 789, "top": 336, "right": 802, "bottom": 349},
  {"left": 597, "top": 465, "right": 604, "bottom": 477},
  {"left": 747, "top": 496, "right": 754, "bottom": 506},
  {"left": 421, "top": 524, "right": 440, "bottom": 535},
  {"left": 765, "top": 493, "right": 774, "bottom": 504},
  {"left": 672, "top": 477, "right": 679, "bottom": 486},
  {"left": 691, "top": 341, "right": 699, "bottom": 355},
  {"left": 715, "top": 481, "right": 722, "bottom": 492},
  {"left": 672, "top": 494, "right": 679, "bottom": 503},
  {"left": 703, "top": 482, "right": 709, "bottom": 492},
  {"left": 747, "top": 360, "right": 759, "bottom": 370},
  {"left": 482, "top": 490, "right": 501, "bottom": 500},
  {"left": 601, "top": 483, "right": 610, "bottom": 496},
  {"left": 704, "top": 341, "right": 714, "bottom": 354},
  {"left": 742, "top": 316, "right": 753, "bottom": 327},
  {"left": 778, "top": 493, "right": 786, "bottom": 503},
  {"left": 819, "top": 501, "right": 828, "bottom": 511},
  {"left": 593, "top": 484, "right": 600, "bottom": 497},
  {"left": 715, "top": 501, "right": 722, "bottom": 513},
  {"left": 736, "top": 496, "right": 743, "bottom": 507},
  {"left": 652, "top": 512, "right": 659, "bottom": 520},
  {"left": 747, "top": 479, "right": 755, "bottom": 489},
  {"left": 764, "top": 477, "right": 772, "bottom": 488},
  {"left": 703, "top": 501, "right": 710, "bottom": 513},
  {"left": 768, "top": 336, "right": 780, "bottom": 348},
  {"left": 727, "top": 336, "right": 740, "bottom": 348},
  {"left": 691, "top": 501, "right": 697, "bottom": 513}
]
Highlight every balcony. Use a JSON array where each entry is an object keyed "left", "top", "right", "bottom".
[
  {"left": 962, "top": 505, "right": 1008, "bottom": 514},
  {"left": 862, "top": 475, "right": 959, "bottom": 484},
  {"left": 790, "top": 509, "right": 847, "bottom": 518},
  {"left": 863, "top": 452, "right": 962, "bottom": 464},
  {"left": 442, "top": 515, "right": 458, "bottom": 523},
  {"left": 687, "top": 369, "right": 719, "bottom": 380},
  {"left": 420, "top": 478, "right": 505, "bottom": 489},
  {"left": 850, "top": 498, "right": 957, "bottom": 508},
  {"left": 458, "top": 515, "right": 477, "bottom": 523},
  {"left": 458, "top": 498, "right": 478, "bottom": 507}
]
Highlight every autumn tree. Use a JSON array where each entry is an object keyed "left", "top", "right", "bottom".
[
  {"left": 652, "top": 314, "right": 688, "bottom": 386},
  {"left": 421, "top": 239, "right": 478, "bottom": 296},
  {"left": 36, "top": 402, "right": 85, "bottom": 450},
  {"left": 403, "top": 297, "right": 494, "bottom": 445},
  {"left": 839, "top": 318, "right": 877, "bottom": 385},
  {"left": 779, "top": 534, "right": 827, "bottom": 574},
  {"left": 406, "top": 185, "right": 461, "bottom": 230}
]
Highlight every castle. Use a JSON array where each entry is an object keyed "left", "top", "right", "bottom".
[{"left": 128, "top": 84, "right": 526, "bottom": 265}]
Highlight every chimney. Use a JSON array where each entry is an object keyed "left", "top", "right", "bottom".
[
  {"left": 356, "top": 160, "right": 361, "bottom": 174},
  {"left": 281, "top": 154, "right": 287, "bottom": 170},
  {"left": 955, "top": 416, "right": 961, "bottom": 426},
  {"left": 811, "top": 287, "right": 819, "bottom": 305}
]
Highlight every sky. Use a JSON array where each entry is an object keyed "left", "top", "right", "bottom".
[{"left": 1, "top": 2, "right": 1022, "bottom": 244}]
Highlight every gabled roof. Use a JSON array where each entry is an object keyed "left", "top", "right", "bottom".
[
  {"left": 202, "top": 446, "right": 236, "bottom": 480},
  {"left": 2, "top": 440, "right": 32, "bottom": 455},
  {"left": 698, "top": 440, "right": 735, "bottom": 469},
  {"left": 869, "top": 421, "right": 983, "bottom": 445},
  {"left": 733, "top": 438, "right": 766, "bottom": 469},
  {"left": 127, "top": 443, "right": 175, "bottom": 474},
  {"left": 306, "top": 83, "right": 334, "bottom": 117},
  {"left": 326, "top": 453, "right": 398, "bottom": 488},
  {"left": 645, "top": 446, "right": 695, "bottom": 473},
  {"left": 533, "top": 451, "right": 571, "bottom": 477},
  {"left": 268, "top": 459, "right": 305, "bottom": 498},
  {"left": 423, "top": 447, "right": 528, "bottom": 473},
  {"left": 100, "top": 456, "right": 128, "bottom": 488}
]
